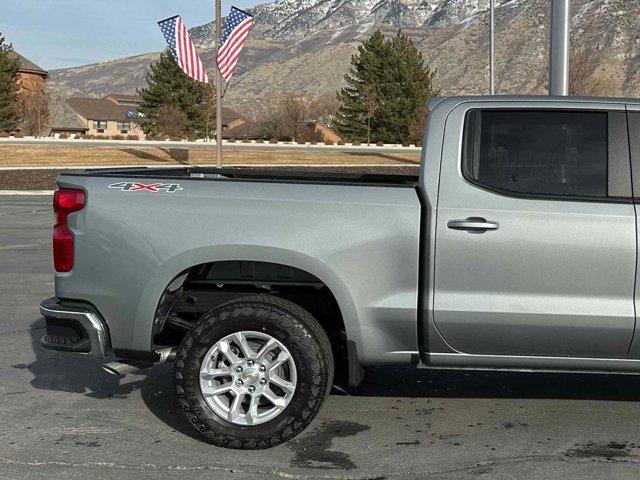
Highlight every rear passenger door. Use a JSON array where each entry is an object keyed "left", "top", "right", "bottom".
[
  {"left": 626, "top": 107, "right": 640, "bottom": 359},
  {"left": 433, "top": 103, "right": 636, "bottom": 358}
]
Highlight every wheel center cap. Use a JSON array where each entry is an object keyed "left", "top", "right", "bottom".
[{"left": 242, "top": 368, "right": 259, "bottom": 384}]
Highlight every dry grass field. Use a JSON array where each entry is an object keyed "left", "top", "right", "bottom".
[{"left": 0, "top": 144, "right": 420, "bottom": 167}]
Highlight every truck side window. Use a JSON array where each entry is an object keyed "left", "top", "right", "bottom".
[{"left": 462, "top": 110, "right": 608, "bottom": 198}]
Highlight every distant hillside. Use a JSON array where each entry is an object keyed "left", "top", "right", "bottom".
[{"left": 49, "top": 0, "right": 640, "bottom": 116}]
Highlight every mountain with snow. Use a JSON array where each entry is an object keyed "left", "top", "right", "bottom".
[
  {"left": 189, "top": 0, "right": 493, "bottom": 46},
  {"left": 50, "top": 0, "right": 640, "bottom": 118}
]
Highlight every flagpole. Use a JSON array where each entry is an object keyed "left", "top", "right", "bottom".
[
  {"left": 489, "top": 0, "right": 495, "bottom": 95},
  {"left": 215, "top": 0, "right": 223, "bottom": 168}
]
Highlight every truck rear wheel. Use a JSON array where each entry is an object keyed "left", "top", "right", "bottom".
[{"left": 174, "top": 294, "right": 334, "bottom": 449}]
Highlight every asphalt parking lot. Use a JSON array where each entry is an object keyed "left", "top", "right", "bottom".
[{"left": 2, "top": 195, "right": 640, "bottom": 479}]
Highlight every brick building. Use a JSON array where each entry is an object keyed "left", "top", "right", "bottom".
[{"left": 9, "top": 51, "right": 48, "bottom": 94}]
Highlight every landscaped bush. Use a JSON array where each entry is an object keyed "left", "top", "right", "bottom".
[
  {"left": 352, "top": 140, "right": 361, "bottom": 146},
  {"left": 12, "top": 132, "right": 24, "bottom": 138},
  {"left": 241, "top": 138, "right": 251, "bottom": 143},
  {"left": 296, "top": 140, "right": 306, "bottom": 145},
  {"left": 255, "top": 138, "right": 264, "bottom": 143},
  {"left": 324, "top": 140, "right": 334, "bottom": 146},
  {"left": 402, "top": 141, "right": 411, "bottom": 147},
  {"left": 59, "top": 133, "right": 69, "bottom": 139},
  {"left": 376, "top": 141, "right": 384, "bottom": 147},
  {"left": 127, "top": 135, "right": 140, "bottom": 141},
  {"left": 337, "top": 140, "right": 345, "bottom": 146},
  {"left": 227, "top": 138, "right": 236, "bottom": 143},
  {"left": 0, "top": 131, "right": 9, "bottom": 138},
  {"left": 310, "top": 140, "right": 317, "bottom": 145},
  {"left": 111, "top": 135, "right": 125, "bottom": 140},
  {"left": 269, "top": 138, "right": 279, "bottom": 144}
]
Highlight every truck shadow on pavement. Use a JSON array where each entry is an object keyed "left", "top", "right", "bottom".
[{"left": 18, "top": 319, "right": 640, "bottom": 447}]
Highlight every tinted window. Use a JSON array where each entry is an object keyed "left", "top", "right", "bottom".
[{"left": 462, "top": 110, "right": 608, "bottom": 197}]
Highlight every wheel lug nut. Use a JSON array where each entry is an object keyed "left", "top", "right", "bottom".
[
  {"left": 259, "top": 379, "right": 267, "bottom": 385},
  {"left": 247, "top": 360, "right": 254, "bottom": 367},
  {"left": 248, "top": 386, "right": 255, "bottom": 393},
  {"left": 259, "top": 365, "right": 266, "bottom": 372},
  {"left": 236, "top": 379, "right": 243, "bottom": 386},
  {"left": 235, "top": 366, "right": 243, "bottom": 373}
]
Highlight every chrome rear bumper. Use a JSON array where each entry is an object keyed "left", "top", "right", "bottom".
[{"left": 40, "top": 297, "right": 110, "bottom": 357}]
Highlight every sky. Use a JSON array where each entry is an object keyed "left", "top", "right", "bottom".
[{"left": 1, "top": 0, "right": 262, "bottom": 70}]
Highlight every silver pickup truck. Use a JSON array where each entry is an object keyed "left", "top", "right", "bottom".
[{"left": 40, "top": 95, "right": 640, "bottom": 448}]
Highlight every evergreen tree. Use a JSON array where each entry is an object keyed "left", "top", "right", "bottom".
[
  {"left": 335, "top": 30, "right": 439, "bottom": 144},
  {"left": 0, "top": 33, "right": 21, "bottom": 132},
  {"left": 138, "top": 50, "right": 212, "bottom": 138}
]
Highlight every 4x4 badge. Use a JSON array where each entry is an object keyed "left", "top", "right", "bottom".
[{"left": 108, "top": 182, "right": 183, "bottom": 193}]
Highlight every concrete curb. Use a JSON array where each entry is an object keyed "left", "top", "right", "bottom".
[
  {"left": 0, "top": 163, "right": 419, "bottom": 171},
  {"left": 0, "top": 190, "right": 54, "bottom": 196},
  {"left": 0, "top": 137, "right": 422, "bottom": 150}
]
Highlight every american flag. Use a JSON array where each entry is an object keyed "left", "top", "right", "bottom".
[
  {"left": 217, "top": 7, "right": 254, "bottom": 82},
  {"left": 158, "top": 15, "right": 209, "bottom": 84}
]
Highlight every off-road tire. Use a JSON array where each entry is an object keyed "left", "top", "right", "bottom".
[{"left": 174, "top": 294, "right": 334, "bottom": 449}]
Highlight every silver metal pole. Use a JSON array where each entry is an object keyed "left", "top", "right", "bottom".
[
  {"left": 215, "top": 0, "right": 223, "bottom": 167},
  {"left": 549, "top": 0, "right": 570, "bottom": 95},
  {"left": 489, "top": 0, "right": 495, "bottom": 95}
]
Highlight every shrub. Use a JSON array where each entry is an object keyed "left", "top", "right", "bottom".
[
  {"left": 0, "top": 131, "right": 9, "bottom": 138},
  {"left": 111, "top": 135, "right": 125, "bottom": 140},
  {"left": 13, "top": 132, "right": 24, "bottom": 138},
  {"left": 310, "top": 140, "right": 317, "bottom": 145},
  {"left": 402, "top": 141, "right": 411, "bottom": 147},
  {"left": 324, "top": 140, "right": 334, "bottom": 146},
  {"left": 337, "top": 140, "right": 345, "bottom": 146},
  {"left": 59, "top": 133, "right": 69, "bottom": 139},
  {"left": 241, "top": 138, "right": 251, "bottom": 143},
  {"left": 227, "top": 138, "right": 236, "bottom": 143},
  {"left": 352, "top": 140, "right": 361, "bottom": 146},
  {"left": 255, "top": 138, "right": 264, "bottom": 144},
  {"left": 376, "top": 141, "right": 384, "bottom": 147},
  {"left": 127, "top": 135, "right": 140, "bottom": 141},
  {"left": 296, "top": 140, "right": 306, "bottom": 145},
  {"left": 269, "top": 138, "right": 279, "bottom": 144}
]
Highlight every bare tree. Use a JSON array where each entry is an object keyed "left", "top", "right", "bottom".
[
  {"left": 410, "top": 106, "right": 429, "bottom": 145},
  {"left": 569, "top": 48, "right": 614, "bottom": 97},
  {"left": 202, "top": 85, "right": 216, "bottom": 141},
  {"left": 271, "top": 95, "right": 315, "bottom": 141},
  {"left": 156, "top": 104, "right": 188, "bottom": 139},
  {"left": 363, "top": 87, "right": 379, "bottom": 146},
  {"left": 312, "top": 93, "right": 340, "bottom": 129},
  {"left": 17, "top": 91, "right": 49, "bottom": 137}
]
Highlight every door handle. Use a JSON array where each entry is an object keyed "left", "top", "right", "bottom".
[{"left": 447, "top": 217, "right": 499, "bottom": 233}]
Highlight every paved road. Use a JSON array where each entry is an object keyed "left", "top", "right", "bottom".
[{"left": 2, "top": 196, "right": 640, "bottom": 480}]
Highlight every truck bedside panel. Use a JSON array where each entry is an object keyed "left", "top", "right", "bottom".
[{"left": 55, "top": 176, "right": 422, "bottom": 365}]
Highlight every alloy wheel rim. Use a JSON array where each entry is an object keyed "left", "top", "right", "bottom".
[{"left": 199, "top": 331, "right": 297, "bottom": 426}]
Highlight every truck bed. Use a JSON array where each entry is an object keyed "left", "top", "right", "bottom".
[{"left": 62, "top": 166, "right": 419, "bottom": 188}]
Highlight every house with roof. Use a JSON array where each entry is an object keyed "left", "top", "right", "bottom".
[
  {"left": 67, "top": 95, "right": 145, "bottom": 138},
  {"left": 104, "top": 94, "right": 142, "bottom": 107},
  {"left": 48, "top": 100, "right": 89, "bottom": 138}
]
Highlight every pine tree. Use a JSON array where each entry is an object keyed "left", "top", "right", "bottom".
[
  {"left": 0, "top": 33, "right": 21, "bottom": 132},
  {"left": 335, "top": 30, "right": 439, "bottom": 144},
  {"left": 138, "top": 50, "right": 212, "bottom": 138}
]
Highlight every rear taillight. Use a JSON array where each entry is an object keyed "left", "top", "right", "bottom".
[{"left": 53, "top": 188, "right": 85, "bottom": 272}]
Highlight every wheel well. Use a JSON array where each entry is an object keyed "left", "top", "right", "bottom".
[{"left": 153, "top": 260, "right": 351, "bottom": 385}]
